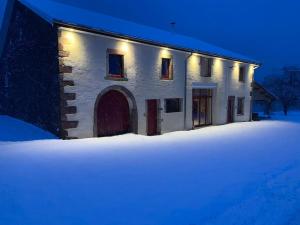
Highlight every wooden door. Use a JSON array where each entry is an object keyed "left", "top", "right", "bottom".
[
  {"left": 227, "top": 96, "right": 235, "bottom": 123},
  {"left": 147, "top": 100, "right": 159, "bottom": 136},
  {"left": 97, "top": 90, "right": 130, "bottom": 136}
]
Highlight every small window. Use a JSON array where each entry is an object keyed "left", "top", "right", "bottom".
[
  {"left": 108, "top": 53, "right": 124, "bottom": 77},
  {"left": 165, "top": 98, "right": 182, "bottom": 113},
  {"left": 239, "top": 66, "right": 245, "bottom": 82},
  {"left": 237, "top": 97, "right": 245, "bottom": 115},
  {"left": 161, "top": 58, "right": 172, "bottom": 80},
  {"left": 200, "top": 57, "right": 213, "bottom": 77}
]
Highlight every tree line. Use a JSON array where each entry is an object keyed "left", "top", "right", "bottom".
[{"left": 263, "top": 66, "right": 300, "bottom": 115}]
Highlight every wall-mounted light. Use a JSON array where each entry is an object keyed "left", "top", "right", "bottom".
[
  {"left": 253, "top": 65, "right": 260, "bottom": 70},
  {"left": 161, "top": 48, "right": 170, "bottom": 57}
]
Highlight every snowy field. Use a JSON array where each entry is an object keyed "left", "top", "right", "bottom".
[{"left": 0, "top": 112, "right": 300, "bottom": 225}]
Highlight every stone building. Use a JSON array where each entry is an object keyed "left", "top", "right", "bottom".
[{"left": 0, "top": 0, "right": 260, "bottom": 139}]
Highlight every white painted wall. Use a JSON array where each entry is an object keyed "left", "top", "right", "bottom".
[
  {"left": 227, "top": 62, "right": 254, "bottom": 122},
  {"left": 186, "top": 56, "right": 228, "bottom": 128},
  {"left": 59, "top": 27, "right": 254, "bottom": 138},
  {"left": 60, "top": 27, "right": 186, "bottom": 138}
]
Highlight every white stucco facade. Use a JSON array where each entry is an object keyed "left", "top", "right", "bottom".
[{"left": 59, "top": 27, "right": 255, "bottom": 139}]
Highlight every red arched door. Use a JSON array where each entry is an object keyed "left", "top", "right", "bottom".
[{"left": 97, "top": 90, "right": 130, "bottom": 137}]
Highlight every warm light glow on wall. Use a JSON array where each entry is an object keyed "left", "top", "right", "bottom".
[
  {"left": 190, "top": 54, "right": 199, "bottom": 67},
  {"left": 188, "top": 54, "right": 200, "bottom": 78},
  {"left": 64, "top": 31, "right": 76, "bottom": 44},
  {"left": 120, "top": 42, "right": 129, "bottom": 52},
  {"left": 213, "top": 58, "right": 223, "bottom": 77},
  {"left": 161, "top": 48, "right": 170, "bottom": 57}
]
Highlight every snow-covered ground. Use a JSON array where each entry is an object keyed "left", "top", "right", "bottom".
[{"left": 0, "top": 112, "right": 299, "bottom": 225}]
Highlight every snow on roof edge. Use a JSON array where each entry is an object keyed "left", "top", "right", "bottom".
[
  {"left": 56, "top": 20, "right": 260, "bottom": 66},
  {"left": 19, "top": 0, "right": 260, "bottom": 65}
]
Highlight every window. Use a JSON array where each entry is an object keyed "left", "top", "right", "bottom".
[
  {"left": 237, "top": 97, "right": 245, "bottom": 115},
  {"left": 200, "top": 57, "right": 213, "bottom": 77},
  {"left": 192, "top": 89, "right": 213, "bottom": 127},
  {"left": 108, "top": 51, "right": 124, "bottom": 78},
  {"left": 165, "top": 98, "right": 182, "bottom": 113},
  {"left": 161, "top": 58, "right": 173, "bottom": 80},
  {"left": 239, "top": 66, "right": 245, "bottom": 82}
]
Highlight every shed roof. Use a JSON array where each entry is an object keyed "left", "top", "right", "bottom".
[
  {"left": 253, "top": 81, "right": 277, "bottom": 101},
  {"left": 19, "top": 0, "right": 259, "bottom": 65}
]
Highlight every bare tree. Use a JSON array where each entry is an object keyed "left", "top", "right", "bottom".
[{"left": 264, "top": 67, "right": 300, "bottom": 115}]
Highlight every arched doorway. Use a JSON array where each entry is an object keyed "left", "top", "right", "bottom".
[{"left": 94, "top": 87, "right": 137, "bottom": 137}]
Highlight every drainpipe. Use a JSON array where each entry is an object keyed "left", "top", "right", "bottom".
[
  {"left": 184, "top": 52, "right": 193, "bottom": 130},
  {"left": 249, "top": 66, "right": 256, "bottom": 121},
  {"left": 225, "top": 61, "right": 231, "bottom": 120}
]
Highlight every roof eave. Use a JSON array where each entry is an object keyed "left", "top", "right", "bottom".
[{"left": 54, "top": 20, "right": 260, "bottom": 66}]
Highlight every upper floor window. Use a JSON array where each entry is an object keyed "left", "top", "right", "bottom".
[
  {"left": 237, "top": 97, "right": 245, "bottom": 115},
  {"left": 239, "top": 66, "right": 246, "bottom": 82},
  {"left": 161, "top": 58, "right": 173, "bottom": 80},
  {"left": 200, "top": 57, "right": 213, "bottom": 77},
  {"left": 107, "top": 49, "right": 125, "bottom": 78},
  {"left": 165, "top": 98, "right": 182, "bottom": 113}
]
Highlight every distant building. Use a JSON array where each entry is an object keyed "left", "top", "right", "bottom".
[
  {"left": 0, "top": 0, "right": 259, "bottom": 139},
  {"left": 252, "top": 81, "right": 276, "bottom": 116}
]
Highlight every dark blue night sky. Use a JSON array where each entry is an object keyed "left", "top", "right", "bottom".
[{"left": 2, "top": 0, "right": 300, "bottom": 80}]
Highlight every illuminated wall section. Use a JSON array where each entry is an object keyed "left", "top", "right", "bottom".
[
  {"left": 185, "top": 54, "right": 229, "bottom": 127},
  {"left": 58, "top": 27, "right": 186, "bottom": 138}
]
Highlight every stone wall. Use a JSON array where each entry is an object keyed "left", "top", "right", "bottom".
[{"left": 0, "top": 1, "right": 61, "bottom": 136}]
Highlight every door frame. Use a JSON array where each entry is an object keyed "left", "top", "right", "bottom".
[
  {"left": 227, "top": 96, "right": 235, "bottom": 123},
  {"left": 146, "top": 99, "right": 161, "bottom": 136},
  {"left": 192, "top": 89, "right": 213, "bottom": 128},
  {"left": 93, "top": 86, "right": 138, "bottom": 137}
]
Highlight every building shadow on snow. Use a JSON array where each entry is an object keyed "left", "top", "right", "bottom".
[{"left": 0, "top": 116, "right": 57, "bottom": 142}]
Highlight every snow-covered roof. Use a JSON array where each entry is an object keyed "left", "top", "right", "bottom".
[{"left": 19, "top": 0, "right": 259, "bottom": 65}]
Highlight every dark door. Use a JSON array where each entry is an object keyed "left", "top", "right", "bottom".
[
  {"left": 227, "top": 96, "right": 235, "bottom": 123},
  {"left": 97, "top": 90, "right": 130, "bottom": 136},
  {"left": 147, "top": 100, "right": 159, "bottom": 136}
]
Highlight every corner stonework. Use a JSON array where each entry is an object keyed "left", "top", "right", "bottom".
[{"left": 58, "top": 29, "right": 78, "bottom": 139}]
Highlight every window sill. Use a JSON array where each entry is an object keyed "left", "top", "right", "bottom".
[
  {"left": 105, "top": 76, "right": 128, "bottom": 81},
  {"left": 165, "top": 111, "right": 182, "bottom": 114},
  {"left": 237, "top": 114, "right": 245, "bottom": 116},
  {"left": 160, "top": 78, "right": 173, "bottom": 81},
  {"left": 201, "top": 75, "right": 212, "bottom": 78}
]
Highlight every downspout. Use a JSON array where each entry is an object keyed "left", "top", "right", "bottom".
[
  {"left": 184, "top": 52, "right": 193, "bottom": 130},
  {"left": 225, "top": 62, "right": 230, "bottom": 122},
  {"left": 249, "top": 66, "right": 257, "bottom": 121}
]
